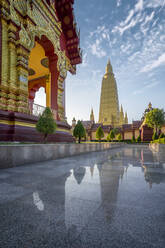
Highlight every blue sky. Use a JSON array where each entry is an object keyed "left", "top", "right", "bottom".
[
  {"left": 65, "top": 0, "right": 165, "bottom": 124},
  {"left": 35, "top": 0, "right": 165, "bottom": 124}
]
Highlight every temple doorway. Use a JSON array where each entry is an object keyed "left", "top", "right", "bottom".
[
  {"left": 34, "top": 88, "right": 46, "bottom": 107},
  {"left": 28, "top": 41, "right": 51, "bottom": 116}
]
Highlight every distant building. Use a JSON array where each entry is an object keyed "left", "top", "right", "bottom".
[{"left": 72, "top": 112, "right": 142, "bottom": 141}]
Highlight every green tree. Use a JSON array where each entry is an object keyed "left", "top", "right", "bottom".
[
  {"left": 131, "top": 135, "right": 136, "bottom": 143},
  {"left": 113, "top": 128, "right": 119, "bottom": 136},
  {"left": 145, "top": 108, "right": 165, "bottom": 135},
  {"left": 96, "top": 126, "right": 104, "bottom": 142},
  {"left": 73, "top": 120, "right": 86, "bottom": 143},
  {"left": 117, "top": 133, "right": 122, "bottom": 141},
  {"left": 36, "top": 107, "right": 56, "bottom": 143},
  {"left": 107, "top": 130, "right": 115, "bottom": 142},
  {"left": 136, "top": 135, "right": 141, "bottom": 143},
  {"left": 159, "top": 133, "right": 164, "bottom": 139},
  {"left": 152, "top": 132, "right": 158, "bottom": 141}
]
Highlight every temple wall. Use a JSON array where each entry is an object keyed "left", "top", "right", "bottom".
[
  {"left": 124, "top": 131, "right": 132, "bottom": 140},
  {"left": 0, "top": 142, "right": 124, "bottom": 169},
  {"left": 91, "top": 132, "right": 96, "bottom": 140},
  {"left": 135, "top": 129, "right": 140, "bottom": 139}
]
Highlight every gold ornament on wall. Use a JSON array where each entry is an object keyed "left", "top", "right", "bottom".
[{"left": 10, "top": 0, "right": 20, "bottom": 26}]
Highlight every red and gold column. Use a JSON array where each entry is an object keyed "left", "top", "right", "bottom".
[
  {"left": 48, "top": 54, "right": 59, "bottom": 120},
  {"left": 58, "top": 75, "right": 66, "bottom": 122},
  {"left": 46, "top": 74, "right": 51, "bottom": 108}
]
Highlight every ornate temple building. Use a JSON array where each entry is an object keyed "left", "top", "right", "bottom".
[{"left": 0, "top": 0, "right": 82, "bottom": 142}]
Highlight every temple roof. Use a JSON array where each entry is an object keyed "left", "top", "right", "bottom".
[
  {"left": 56, "top": 0, "right": 82, "bottom": 65},
  {"left": 81, "top": 120, "right": 93, "bottom": 129}
]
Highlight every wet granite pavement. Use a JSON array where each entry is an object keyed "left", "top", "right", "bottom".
[{"left": 0, "top": 146, "right": 165, "bottom": 248}]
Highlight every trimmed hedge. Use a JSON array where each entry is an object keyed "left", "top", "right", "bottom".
[{"left": 151, "top": 138, "right": 165, "bottom": 144}]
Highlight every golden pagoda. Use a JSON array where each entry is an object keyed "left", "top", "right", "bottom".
[{"left": 99, "top": 59, "right": 119, "bottom": 126}]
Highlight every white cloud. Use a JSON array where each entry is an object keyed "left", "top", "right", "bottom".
[
  {"left": 91, "top": 70, "right": 102, "bottom": 80},
  {"left": 133, "top": 89, "right": 143, "bottom": 95},
  {"left": 112, "top": 14, "right": 143, "bottom": 35},
  {"left": 128, "top": 51, "right": 140, "bottom": 61},
  {"left": 120, "top": 10, "right": 134, "bottom": 27},
  {"left": 120, "top": 42, "right": 133, "bottom": 54},
  {"left": 133, "top": 81, "right": 159, "bottom": 95},
  {"left": 112, "top": 0, "right": 146, "bottom": 35},
  {"left": 140, "top": 11, "right": 155, "bottom": 35},
  {"left": 145, "top": 0, "right": 165, "bottom": 8},
  {"left": 88, "top": 25, "right": 110, "bottom": 58},
  {"left": 143, "top": 11, "right": 155, "bottom": 25},
  {"left": 135, "top": 0, "right": 144, "bottom": 12},
  {"left": 117, "top": 0, "right": 121, "bottom": 7},
  {"left": 141, "top": 53, "right": 165, "bottom": 72},
  {"left": 90, "top": 39, "right": 106, "bottom": 58},
  {"left": 89, "top": 25, "right": 110, "bottom": 42},
  {"left": 81, "top": 52, "right": 88, "bottom": 67},
  {"left": 145, "top": 81, "right": 159, "bottom": 88}
]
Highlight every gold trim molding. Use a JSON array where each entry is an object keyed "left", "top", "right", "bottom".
[{"left": 0, "top": 120, "right": 70, "bottom": 133}]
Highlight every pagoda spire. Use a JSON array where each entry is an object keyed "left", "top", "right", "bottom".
[
  {"left": 124, "top": 112, "right": 128, "bottom": 124},
  {"left": 119, "top": 104, "right": 124, "bottom": 125},
  {"left": 90, "top": 108, "right": 95, "bottom": 123},
  {"left": 120, "top": 104, "right": 123, "bottom": 113}
]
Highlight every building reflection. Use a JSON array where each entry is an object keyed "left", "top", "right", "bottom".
[
  {"left": 73, "top": 167, "right": 86, "bottom": 184},
  {"left": 142, "top": 165, "right": 165, "bottom": 188},
  {"left": 33, "top": 191, "right": 44, "bottom": 211},
  {"left": 141, "top": 149, "right": 165, "bottom": 188},
  {"left": 98, "top": 160, "right": 125, "bottom": 222},
  {"left": 31, "top": 147, "right": 165, "bottom": 239}
]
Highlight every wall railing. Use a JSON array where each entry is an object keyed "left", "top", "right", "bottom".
[
  {"left": 29, "top": 102, "right": 58, "bottom": 120},
  {"left": 30, "top": 103, "right": 46, "bottom": 117}
]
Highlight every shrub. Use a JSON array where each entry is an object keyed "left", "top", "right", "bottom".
[
  {"left": 131, "top": 135, "right": 136, "bottom": 143},
  {"left": 159, "top": 133, "right": 164, "bottom": 139},
  {"left": 136, "top": 135, "right": 141, "bottom": 143},
  {"left": 152, "top": 138, "right": 165, "bottom": 144},
  {"left": 107, "top": 130, "right": 115, "bottom": 142},
  {"left": 117, "top": 133, "right": 122, "bottom": 141},
  {"left": 36, "top": 107, "right": 56, "bottom": 143},
  {"left": 73, "top": 120, "right": 86, "bottom": 143},
  {"left": 96, "top": 126, "right": 104, "bottom": 142},
  {"left": 152, "top": 132, "right": 158, "bottom": 141}
]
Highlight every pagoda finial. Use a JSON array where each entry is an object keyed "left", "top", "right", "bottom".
[
  {"left": 72, "top": 117, "right": 76, "bottom": 127},
  {"left": 148, "top": 102, "right": 152, "bottom": 110},
  {"left": 105, "top": 59, "right": 113, "bottom": 74}
]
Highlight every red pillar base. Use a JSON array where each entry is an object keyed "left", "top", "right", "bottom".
[{"left": 0, "top": 110, "right": 74, "bottom": 143}]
